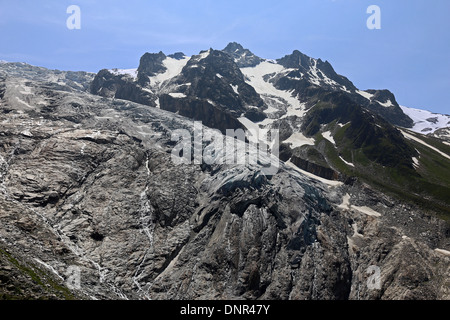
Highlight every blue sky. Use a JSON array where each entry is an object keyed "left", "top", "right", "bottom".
[{"left": 0, "top": 0, "right": 449, "bottom": 114}]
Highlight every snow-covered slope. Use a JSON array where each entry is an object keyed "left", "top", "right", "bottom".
[
  {"left": 400, "top": 105, "right": 450, "bottom": 134},
  {"left": 149, "top": 55, "right": 190, "bottom": 89},
  {"left": 108, "top": 68, "right": 138, "bottom": 79},
  {"left": 241, "top": 60, "right": 305, "bottom": 114}
]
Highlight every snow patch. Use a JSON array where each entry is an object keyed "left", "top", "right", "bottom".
[
  {"left": 352, "top": 205, "right": 382, "bottom": 217},
  {"left": 280, "top": 102, "right": 308, "bottom": 120},
  {"left": 351, "top": 223, "right": 364, "bottom": 238},
  {"left": 339, "top": 156, "right": 355, "bottom": 167},
  {"left": 141, "top": 87, "right": 153, "bottom": 95},
  {"left": 231, "top": 84, "right": 239, "bottom": 95},
  {"left": 356, "top": 90, "right": 374, "bottom": 101},
  {"left": 21, "top": 129, "right": 33, "bottom": 137},
  {"left": 286, "top": 160, "right": 343, "bottom": 187},
  {"left": 109, "top": 68, "right": 138, "bottom": 79},
  {"left": 434, "top": 248, "right": 450, "bottom": 257},
  {"left": 168, "top": 92, "right": 187, "bottom": 98},
  {"left": 412, "top": 157, "right": 420, "bottom": 169},
  {"left": 376, "top": 99, "right": 394, "bottom": 108},
  {"left": 308, "top": 60, "right": 321, "bottom": 86},
  {"left": 341, "top": 86, "right": 351, "bottom": 94},
  {"left": 151, "top": 56, "right": 190, "bottom": 87},
  {"left": 322, "top": 131, "right": 335, "bottom": 145},
  {"left": 400, "top": 129, "right": 450, "bottom": 161},
  {"left": 196, "top": 50, "right": 210, "bottom": 61},
  {"left": 337, "top": 194, "right": 381, "bottom": 217},
  {"left": 337, "top": 121, "right": 350, "bottom": 128},
  {"left": 263, "top": 105, "right": 279, "bottom": 114},
  {"left": 283, "top": 132, "right": 315, "bottom": 149},
  {"left": 308, "top": 60, "right": 341, "bottom": 88},
  {"left": 338, "top": 194, "right": 351, "bottom": 210},
  {"left": 242, "top": 61, "right": 304, "bottom": 113}
]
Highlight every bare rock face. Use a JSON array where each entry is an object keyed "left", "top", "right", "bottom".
[
  {"left": 0, "top": 62, "right": 449, "bottom": 301},
  {"left": 222, "top": 42, "right": 264, "bottom": 68},
  {"left": 90, "top": 69, "right": 157, "bottom": 107},
  {"left": 159, "top": 94, "right": 246, "bottom": 135}
]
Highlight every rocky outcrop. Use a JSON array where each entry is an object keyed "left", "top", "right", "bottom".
[
  {"left": 432, "top": 127, "right": 450, "bottom": 142},
  {"left": 159, "top": 94, "right": 246, "bottom": 134},
  {"left": 222, "top": 42, "right": 264, "bottom": 68},
  {"left": 301, "top": 91, "right": 417, "bottom": 169},
  {"left": 174, "top": 49, "right": 265, "bottom": 117},
  {"left": 291, "top": 156, "right": 339, "bottom": 181},
  {"left": 90, "top": 69, "right": 157, "bottom": 107},
  {"left": 276, "top": 50, "right": 357, "bottom": 93},
  {"left": 273, "top": 50, "right": 414, "bottom": 128},
  {"left": 137, "top": 51, "right": 167, "bottom": 86},
  {"left": 89, "top": 47, "right": 267, "bottom": 133},
  {"left": 354, "top": 89, "right": 414, "bottom": 128}
]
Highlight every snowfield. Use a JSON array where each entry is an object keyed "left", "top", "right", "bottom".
[
  {"left": 400, "top": 105, "right": 450, "bottom": 134},
  {"left": 283, "top": 132, "right": 315, "bottom": 149},
  {"left": 109, "top": 68, "right": 138, "bottom": 79},
  {"left": 151, "top": 56, "right": 190, "bottom": 87},
  {"left": 242, "top": 61, "right": 304, "bottom": 111}
]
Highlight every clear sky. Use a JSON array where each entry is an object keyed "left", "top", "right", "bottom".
[{"left": 0, "top": 0, "right": 449, "bottom": 114}]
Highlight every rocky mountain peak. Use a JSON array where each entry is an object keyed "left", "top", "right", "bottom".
[
  {"left": 277, "top": 50, "right": 315, "bottom": 69},
  {"left": 354, "top": 89, "right": 414, "bottom": 127},
  {"left": 137, "top": 51, "right": 167, "bottom": 78},
  {"left": 222, "top": 42, "right": 263, "bottom": 68},
  {"left": 167, "top": 52, "right": 186, "bottom": 60},
  {"left": 181, "top": 49, "right": 234, "bottom": 78},
  {"left": 172, "top": 48, "right": 265, "bottom": 118},
  {"left": 223, "top": 41, "right": 244, "bottom": 52}
]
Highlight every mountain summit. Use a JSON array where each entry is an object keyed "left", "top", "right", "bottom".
[{"left": 222, "top": 42, "right": 264, "bottom": 68}]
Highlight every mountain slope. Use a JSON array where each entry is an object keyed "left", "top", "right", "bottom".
[
  {"left": 88, "top": 43, "right": 450, "bottom": 218},
  {"left": 0, "top": 47, "right": 449, "bottom": 300},
  {"left": 401, "top": 105, "right": 450, "bottom": 137}
]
